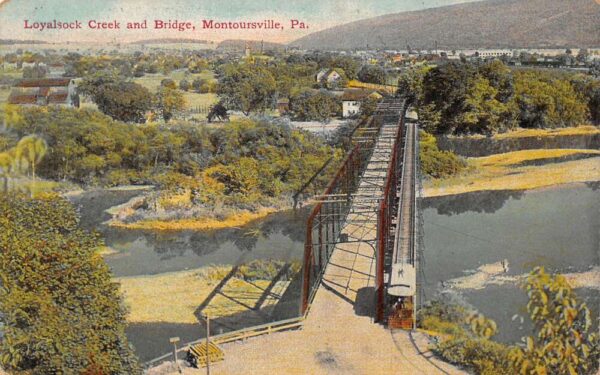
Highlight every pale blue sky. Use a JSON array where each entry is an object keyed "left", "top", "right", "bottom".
[{"left": 0, "top": 0, "right": 478, "bottom": 43}]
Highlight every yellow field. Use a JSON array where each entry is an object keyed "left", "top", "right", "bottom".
[
  {"left": 110, "top": 208, "right": 277, "bottom": 231},
  {"left": 425, "top": 149, "right": 600, "bottom": 197},
  {"left": 116, "top": 266, "right": 285, "bottom": 324},
  {"left": 347, "top": 79, "right": 397, "bottom": 94}
]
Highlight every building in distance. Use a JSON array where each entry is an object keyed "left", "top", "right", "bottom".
[{"left": 8, "top": 78, "right": 79, "bottom": 107}]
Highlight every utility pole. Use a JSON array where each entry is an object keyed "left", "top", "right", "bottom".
[
  {"left": 169, "top": 337, "right": 182, "bottom": 374},
  {"left": 205, "top": 313, "right": 210, "bottom": 375}
]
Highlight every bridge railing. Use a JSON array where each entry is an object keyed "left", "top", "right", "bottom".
[
  {"left": 300, "top": 114, "right": 384, "bottom": 315},
  {"left": 375, "top": 105, "right": 406, "bottom": 322}
]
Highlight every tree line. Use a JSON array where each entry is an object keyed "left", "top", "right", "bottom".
[
  {"left": 1, "top": 106, "right": 335, "bottom": 208},
  {"left": 399, "top": 61, "right": 600, "bottom": 135}
]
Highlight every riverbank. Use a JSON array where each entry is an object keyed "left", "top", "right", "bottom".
[
  {"left": 116, "top": 262, "right": 293, "bottom": 325},
  {"left": 443, "top": 261, "right": 600, "bottom": 291},
  {"left": 109, "top": 207, "right": 279, "bottom": 231},
  {"left": 424, "top": 149, "right": 600, "bottom": 197}
]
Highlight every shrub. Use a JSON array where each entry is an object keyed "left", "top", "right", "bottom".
[
  {"left": 419, "top": 131, "right": 467, "bottom": 178},
  {"left": 436, "top": 336, "right": 511, "bottom": 375},
  {"left": 0, "top": 194, "right": 140, "bottom": 373}
]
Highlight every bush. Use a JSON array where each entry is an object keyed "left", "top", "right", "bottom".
[
  {"left": 0, "top": 194, "right": 140, "bottom": 373},
  {"left": 419, "top": 131, "right": 466, "bottom": 178},
  {"left": 436, "top": 336, "right": 511, "bottom": 375}
]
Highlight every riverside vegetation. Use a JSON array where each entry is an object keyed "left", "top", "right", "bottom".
[
  {"left": 0, "top": 106, "right": 339, "bottom": 228},
  {"left": 420, "top": 268, "right": 599, "bottom": 375},
  {"left": 406, "top": 61, "right": 600, "bottom": 191}
]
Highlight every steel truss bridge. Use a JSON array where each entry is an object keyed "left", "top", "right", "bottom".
[{"left": 301, "top": 97, "right": 422, "bottom": 328}]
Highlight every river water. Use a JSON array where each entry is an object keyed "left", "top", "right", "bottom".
[
  {"left": 69, "top": 180, "right": 599, "bottom": 360},
  {"left": 70, "top": 190, "right": 308, "bottom": 361},
  {"left": 422, "top": 183, "right": 599, "bottom": 343}
]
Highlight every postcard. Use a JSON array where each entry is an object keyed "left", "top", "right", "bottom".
[{"left": 0, "top": 0, "right": 598, "bottom": 374}]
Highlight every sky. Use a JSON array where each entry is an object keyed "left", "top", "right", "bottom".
[{"left": 0, "top": 0, "right": 479, "bottom": 43}]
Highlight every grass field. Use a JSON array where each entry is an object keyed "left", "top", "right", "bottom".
[
  {"left": 424, "top": 149, "right": 600, "bottom": 197},
  {"left": 133, "top": 69, "right": 219, "bottom": 119},
  {"left": 116, "top": 264, "right": 288, "bottom": 324},
  {"left": 133, "top": 69, "right": 216, "bottom": 91}
]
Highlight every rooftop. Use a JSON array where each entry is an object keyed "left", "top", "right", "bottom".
[{"left": 14, "top": 78, "right": 73, "bottom": 88}]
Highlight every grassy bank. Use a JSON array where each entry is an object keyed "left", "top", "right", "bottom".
[
  {"left": 424, "top": 149, "right": 600, "bottom": 197},
  {"left": 492, "top": 125, "right": 599, "bottom": 139},
  {"left": 116, "top": 261, "right": 295, "bottom": 324},
  {"left": 109, "top": 208, "right": 278, "bottom": 231}
]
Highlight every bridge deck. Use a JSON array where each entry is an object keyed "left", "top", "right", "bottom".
[{"left": 320, "top": 121, "right": 399, "bottom": 300}]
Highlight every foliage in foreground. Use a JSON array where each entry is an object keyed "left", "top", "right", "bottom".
[
  {"left": 419, "top": 300, "right": 512, "bottom": 375},
  {"left": 419, "top": 131, "right": 467, "bottom": 178},
  {"left": 421, "top": 267, "right": 599, "bottom": 375},
  {"left": 0, "top": 194, "right": 140, "bottom": 374},
  {"left": 509, "top": 267, "right": 599, "bottom": 375}
]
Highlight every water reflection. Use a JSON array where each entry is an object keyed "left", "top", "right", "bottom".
[
  {"left": 70, "top": 189, "right": 310, "bottom": 277},
  {"left": 422, "top": 190, "right": 524, "bottom": 216}
]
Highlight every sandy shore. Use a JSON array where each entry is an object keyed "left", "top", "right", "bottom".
[
  {"left": 424, "top": 149, "right": 600, "bottom": 197},
  {"left": 444, "top": 263, "right": 600, "bottom": 291}
]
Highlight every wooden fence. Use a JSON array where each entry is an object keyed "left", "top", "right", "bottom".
[{"left": 144, "top": 316, "right": 305, "bottom": 369}]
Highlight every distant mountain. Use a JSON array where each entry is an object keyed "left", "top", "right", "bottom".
[
  {"left": 216, "top": 39, "right": 285, "bottom": 51},
  {"left": 291, "top": 0, "right": 600, "bottom": 50},
  {"left": 129, "top": 38, "right": 212, "bottom": 44},
  {"left": 0, "top": 39, "right": 48, "bottom": 45}
]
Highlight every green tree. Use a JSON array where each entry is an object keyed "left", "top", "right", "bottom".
[
  {"left": 459, "top": 76, "right": 516, "bottom": 135},
  {"left": 179, "top": 79, "right": 190, "bottom": 91},
  {"left": 290, "top": 91, "right": 340, "bottom": 122},
  {"left": 155, "top": 86, "right": 186, "bottom": 122},
  {"left": 359, "top": 96, "right": 379, "bottom": 118},
  {"left": 0, "top": 194, "right": 141, "bottom": 374},
  {"left": 419, "top": 131, "right": 466, "bottom": 178},
  {"left": 509, "top": 267, "right": 599, "bottom": 375},
  {"left": 192, "top": 78, "right": 203, "bottom": 93},
  {"left": 217, "top": 64, "right": 277, "bottom": 115},
  {"left": 358, "top": 65, "right": 387, "bottom": 85},
  {"left": 160, "top": 78, "right": 176, "bottom": 89},
  {"left": 93, "top": 82, "right": 153, "bottom": 123},
  {"left": 207, "top": 102, "right": 229, "bottom": 123},
  {"left": 514, "top": 72, "right": 589, "bottom": 128},
  {"left": 14, "top": 134, "right": 47, "bottom": 182}
]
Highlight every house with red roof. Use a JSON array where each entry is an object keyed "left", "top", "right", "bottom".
[{"left": 8, "top": 78, "right": 79, "bottom": 107}]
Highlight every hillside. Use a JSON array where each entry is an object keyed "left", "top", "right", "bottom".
[
  {"left": 129, "top": 38, "right": 211, "bottom": 45},
  {"left": 290, "top": 0, "right": 600, "bottom": 50},
  {"left": 217, "top": 39, "right": 285, "bottom": 51}
]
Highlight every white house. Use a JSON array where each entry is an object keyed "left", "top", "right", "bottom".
[
  {"left": 341, "top": 88, "right": 382, "bottom": 118},
  {"left": 316, "top": 68, "right": 343, "bottom": 85}
]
